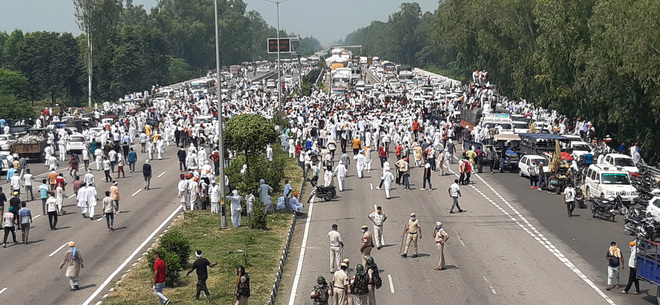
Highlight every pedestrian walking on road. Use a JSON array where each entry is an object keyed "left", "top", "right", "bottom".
[
  {"left": 380, "top": 164, "right": 394, "bottom": 199},
  {"left": 2, "top": 206, "right": 17, "bottom": 247},
  {"left": 102, "top": 191, "right": 116, "bottom": 231},
  {"left": 127, "top": 147, "right": 138, "bottom": 173},
  {"left": 564, "top": 183, "right": 576, "bottom": 217},
  {"left": 334, "top": 161, "right": 347, "bottom": 192},
  {"left": 401, "top": 213, "right": 421, "bottom": 258},
  {"left": 360, "top": 225, "right": 373, "bottom": 267},
  {"left": 110, "top": 181, "right": 120, "bottom": 213},
  {"left": 283, "top": 179, "right": 293, "bottom": 211},
  {"left": 606, "top": 241, "right": 624, "bottom": 290},
  {"left": 22, "top": 169, "right": 34, "bottom": 201},
  {"left": 332, "top": 263, "right": 349, "bottom": 305},
  {"left": 116, "top": 153, "right": 126, "bottom": 178},
  {"left": 433, "top": 221, "right": 449, "bottom": 270},
  {"left": 328, "top": 224, "right": 344, "bottom": 273},
  {"left": 310, "top": 275, "right": 332, "bottom": 304},
  {"left": 18, "top": 201, "right": 32, "bottom": 244},
  {"left": 143, "top": 159, "right": 152, "bottom": 190},
  {"left": 102, "top": 156, "right": 112, "bottom": 182},
  {"left": 368, "top": 206, "right": 387, "bottom": 249},
  {"left": 59, "top": 241, "right": 83, "bottom": 290},
  {"left": 235, "top": 266, "right": 250, "bottom": 305},
  {"left": 421, "top": 163, "right": 432, "bottom": 190},
  {"left": 620, "top": 241, "right": 640, "bottom": 295},
  {"left": 46, "top": 191, "right": 58, "bottom": 230},
  {"left": 448, "top": 179, "right": 463, "bottom": 213},
  {"left": 0, "top": 187, "right": 6, "bottom": 227},
  {"left": 152, "top": 251, "right": 171, "bottom": 305},
  {"left": 38, "top": 181, "right": 49, "bottom": 215},
  {"left": 186, "top": 250, "right": 218, "bottom": 301}
]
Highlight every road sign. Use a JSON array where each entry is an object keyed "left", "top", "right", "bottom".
[{"left": 268, "top": 38, "right": 291, "bottom": 54}]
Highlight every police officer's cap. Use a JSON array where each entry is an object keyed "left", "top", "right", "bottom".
[
  {"left": 366, "top": 256, "right": 374, "bottom": 265},
  {"left": 317, "top": 276, "right": 326, "bottom": 283},
  {"left": 356, "top": 264, "right": 364, "bottom": 271}
]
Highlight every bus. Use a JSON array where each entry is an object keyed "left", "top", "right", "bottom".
[{"left": 191, "top": 78, "right": 216, "bottom": 95}]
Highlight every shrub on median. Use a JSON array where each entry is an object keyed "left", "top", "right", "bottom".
[{"left": 147, "top": 248, "right": 182, "bottom": 288}]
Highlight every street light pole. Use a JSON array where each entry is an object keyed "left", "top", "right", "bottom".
[
  {"left": 265, "top": 0, "right": 288, "bottom": 109},
  {"left": 214, "top": 0, "right": 227, "bottom": 229}
]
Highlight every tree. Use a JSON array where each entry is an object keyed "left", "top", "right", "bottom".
[
  {"left": 224, "top": 114, "right": 278, "bottom": 169},
  {"left": 168, "top": 57, "right": 193, "bottom": 84},
  {"left": 0, "top": 68, "right": 28, "bottom": 99}
]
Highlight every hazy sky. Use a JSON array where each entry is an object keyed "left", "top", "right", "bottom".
[{"left": 0, "top": 0, "right": 439, "bottom": 45}]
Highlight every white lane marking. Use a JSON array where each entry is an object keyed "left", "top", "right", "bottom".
[
  {"left": 49, "top": 243, "right": 69, "bottom": 257},
  {"left": 33, "top": 214, "right": 41, "bottom": 220},
  {"left": 370, "top": 183, "right": 373, "bottom": 190},
  {"left": 0, "top": 287, "right": 6, "bottom": 295},
  {"left": 81, "top": 205, "right": 183, "bottom": 305},
  {"left": 483, "top": 276, "right": 496, "bottom": 294},
  {"left": 287, "top": 195, "right": 315, "bottom": 305},
  {"left": 157, "top": 171, "right": 167, "bottom": 178},
  {"left": 388, "top": 274, "right": 395, "bottom": 293},
  {"left": 131, "top": 189, "right": 141, "bottom": 197},
  {"left": 68, "top": 194, "right": 76, "bottom": 199},
  {"left": 452, "top": 168, "right": 616, "bottom": 305},
  {"left": 456, "top": 234, "right": 466, "bottom": 247}
]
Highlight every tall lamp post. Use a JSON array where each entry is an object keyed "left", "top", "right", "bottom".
[
  {"left": 265, "top": 0, "right": 288, "bottom": 109},
  {"left": 214, "top": 0, "right": 227, "bottom": 229}
]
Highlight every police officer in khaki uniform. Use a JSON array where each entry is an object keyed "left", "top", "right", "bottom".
[
  {"left": 401, "top": 212, "right": 422, "bottom": 258},
  {"left": 368, "top": 206, "right": 388, "bottom": 249},
  {"left": 360, "top": 225, "right": 373, "bottom": 267},
  {"left": 332, "top": 263, "right": 349, "bottom": 305}
]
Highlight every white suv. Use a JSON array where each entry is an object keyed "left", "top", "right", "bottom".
[
  {"left": 584, "top": 164, "right": 637, "bottom": 202},
  {"left": 600, "top": 153, "right": 638, "bottom": 174},
  {"left": 66, "top": 134, "right": 88, "bottom": 154}
]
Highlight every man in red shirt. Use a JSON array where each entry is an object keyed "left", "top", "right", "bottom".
[{"left": 153, "top": 252, "right": 171, "bottom": 305}]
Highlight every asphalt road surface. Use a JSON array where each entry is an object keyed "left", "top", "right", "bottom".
[
  {"left": 281, "top": 147, "right": 654, "bottom": 305},
  {"left": 0, "top": 143, "right": 189, "bottom": 304}
]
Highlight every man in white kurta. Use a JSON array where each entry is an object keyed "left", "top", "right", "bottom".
[
  {"left": 77, "top": 184, "right": 88, "bottom": 216},
  {"left": 226, "top": 190, "right": 243, "bottom": 228},
  {"left": 334, "top": 161, "right": 347, "bottom": 192},
  {"left": 85, "top": 183, "right": 98, "bottom": 219}
]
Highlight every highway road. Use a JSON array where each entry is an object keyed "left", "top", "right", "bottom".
[
  {"left": 280, "top": 146, "right": 654, "bottom": 305},
  {"left": 0, "top": 143, "right": 188, "bottom": 305}
]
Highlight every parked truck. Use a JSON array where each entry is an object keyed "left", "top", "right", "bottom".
[
  {"left": 636, "top": 238, "right": 660, "bottom": 303},
  {"left": 12, "top": 128, "right": 49, "bottom": 162}
]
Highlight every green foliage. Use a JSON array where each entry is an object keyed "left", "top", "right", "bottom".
[
  {"left": 226, "top": 155, "right": 285, "bottom": 195},
  {"left": 158, "top": 230, "right": 192, "bottom": 268},
  {"left": 0, "top": 95, "right": 36, "bottom": 120},
  {"left": 249, "top": 200, "right": 268, "bottom": 229},
  {"left": 147, "top": 248, "right": 182, "bottom": 288},
  {"left": 168, "top": 57, "right": 194, "bottom": 85},
  {"left": 0, "top": 68, "right": 28, "bottom": 98},
  {"left": 224, "top": 114, "right": 278, "bottom": 162}
]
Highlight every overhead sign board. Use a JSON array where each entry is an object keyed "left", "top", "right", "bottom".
[{"left": 268, "top": 38, "right": 291, "bottom": 54}]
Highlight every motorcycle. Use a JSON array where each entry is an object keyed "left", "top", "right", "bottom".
[
  {"left": 591, "top": 197, "right": 616, "bottom": 222},
  {"left": 575, "top": 186, "right": 587, "bottom": 209},
  {"left": 613, "top": 195, "right": 633, "bottom": 215},
  {"left": 624, "top": 212, "right": 658, "bottom": 241},
  {"left": 307, "top": 178, "right": 337, "bottom": 202}
]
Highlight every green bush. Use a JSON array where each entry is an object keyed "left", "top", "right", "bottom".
[
  {"left": 147, "top": 248, "right": 182, "bottom": 288},
  {"left": 226, "top": 155, "right": 285, "bottom": 195},
  {"left": 159, "top": 230, "right": 192, "bottom": 267},
  {"left": 249, "top": 200, "right": 268, "bottom": 229}
]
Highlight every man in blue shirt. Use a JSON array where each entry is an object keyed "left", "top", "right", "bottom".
[
  {"left": 127, "top": 148, "right": 138, "bottom": 173},
  {"left": 18, "top": 201, "right": 32, "bottom": 244}
]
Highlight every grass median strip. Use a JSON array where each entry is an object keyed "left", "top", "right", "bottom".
[
  {"left": 103, "top": 149, "right": 303, "bottom": 304},
  {"left": 103, "top": 211, "right": 294, "bottom": 305}
]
